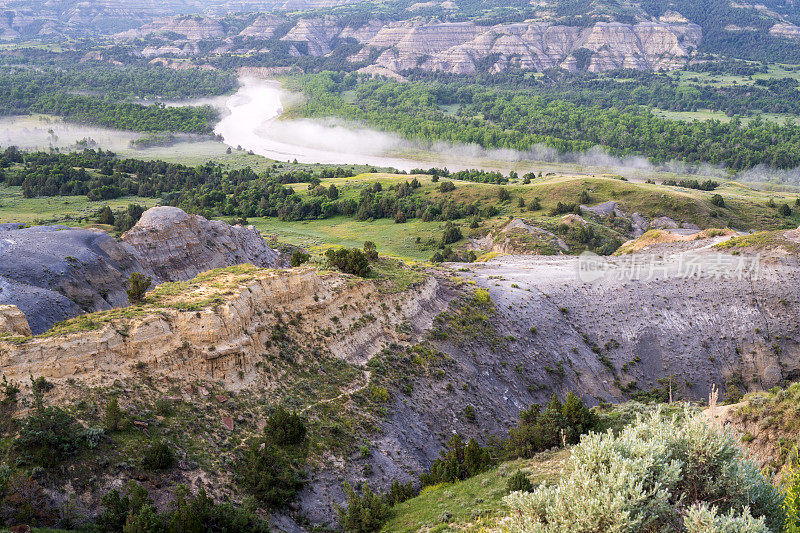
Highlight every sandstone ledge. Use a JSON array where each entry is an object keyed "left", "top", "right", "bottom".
[{"left": 0, "top": 265, "right": 450, "bottom": 388}]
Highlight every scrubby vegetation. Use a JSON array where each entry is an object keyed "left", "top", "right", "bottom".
[
  {"left": 500, "top": 409, "right": 781, "bottom": 532},
  {"left": 126, "top": 272, "right": 152, "bottom": 304},
  {"left": 325, "top": 247, "right": 371, "bottom": 277},
  {"left": 502, "top": 392, "right": 597, "bottom": 459}
]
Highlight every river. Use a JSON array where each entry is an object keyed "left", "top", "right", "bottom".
[
  {"left": 212, "top": 78, "right": 721, "bottom": 179},
  {"left": 213, "top": 77, "right": 611, "bottom": 174},
  {"left": 0, "top": 77, "right": 722, "bottom": 180},
  {"left": 213, "top": 78, "right": 447, "bottom": 171}
]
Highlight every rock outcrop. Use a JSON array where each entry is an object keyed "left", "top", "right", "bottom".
[
  {"left": 0, "top": 208, "right": 280, "bottom": 334},
  {"left": 770, "top": 22, "right": 800, "bottom": 39},
  {"left": 116, "top": 15, "right": 225, "bottom": 40},
  {"left": 121, "top": 206, "right": 281, "bottom": 283},
  {"left": 0, "top": 305, "right": 31, "bottom": 337},
  {"left": 0, "top": 266, "right": 449, "bottom": 385},
  {"left": 286, "top": 19, "right": 702, "bottom": 73},
  {"left": 113, "top": 15, "right": 701, "bottom": 73},
  {"left": 239, "top": 14, "right": 286, "bottom": 39}
]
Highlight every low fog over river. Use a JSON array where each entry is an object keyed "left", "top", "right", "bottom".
[
  {"left": 214, "top": 78, "right": 450, "bottom": 171},
  {"left": 0, "top": 77, "right": 740, "bottom": 182},
  {"left": 214, "top": 78, "right": 733, "bottom": 179}
]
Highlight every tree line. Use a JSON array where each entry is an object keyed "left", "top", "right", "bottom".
[
  {"left": 0, "top": 61, "right": 231, "bottom": 132},
  {"left": 295, "top": 72, "right": 800, "bottom": 170}
]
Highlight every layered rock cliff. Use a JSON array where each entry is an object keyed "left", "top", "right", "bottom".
[
  {"left": 113, "top": 14, "right": 701, "bottom": 73},
  {"left": 285, "top": 19, "right": 702, "bottom": 73},
  {"left": 116, "top": 14, "right": 225, "bottom": 40},
  {"left": 0, "top": 265, "right": 448, "bottom": 384}
]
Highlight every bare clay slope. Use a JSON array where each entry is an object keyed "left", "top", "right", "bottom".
[{"left": 456, "top": 248, "right": 800, "bottom": 404}]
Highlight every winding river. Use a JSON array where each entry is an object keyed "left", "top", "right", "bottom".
[
  {"left": 214, "top": 78, "right": 442, "bottom": 171},
  {"left": 0, "top": 77, "right": 723, "bottom": 180},
  {"left": 212, "top": 77, "right": 574, "bottom": 173}
]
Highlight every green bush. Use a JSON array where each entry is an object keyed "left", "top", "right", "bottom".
[
  {"left": 290, "top": 250, "right": 310, "bottom": 267},
  {"left": 500, "top": 409, "right": 781, "bottom": 532},
  {"left": 31, "top": 376, "right": 53, "bottom": 395},
  {"left": 504, "top": 392, "right": 597, "bottom": 459},
  {"left": 236, "top": 440, "right": 304, "bottom": 508},
  {"left": 142, "top": 441, "right": 174, "bottom": 470},
  {"left": 549, "top": 202, "right": 580, "bottom": 216},
  {"left": 385, "top": 480, "right": 415, "bottom": 506},
  {"left": 14, "top": 405, "right": 83, "bottom": 467},
  {"left": 97, "top": 205, "right": 115, "bottom": 225},
  {"left": 266, "top": 406, "right": 306, "bottom": 446},
  {"left": 363, "top": 241, "right": 378, "bottom": 261},
  {"left": 336, "top": 482, "right": 390, "bottom": 533},
  {"left": 126, "top": 272, "right": 152, "bottom": 304},
  {"left": 711, "top": 194, "right": 726, "bottom": 207},
  {"left": 507, "top": 470, "right": 533, "bottom": 493},
  {"left": 114, "top": 204, "right": 145, "bottom": 232},
  {"left": 464, "top": 405, "right": 477, "bottom": 423},
  {"left": 326, "top": 248, "right": 370, "bottom": 277},
  {"left": 420, "top": 434, "right": 493, "bottom": 486},
  {"left": 438, "top": 180, "right": 456, "bottom": 193},
  {"left": 441, "top": 222, "right": 463, "bottom": 245},
  {"left": 104, "top": 396, "right": 124, "bottom": 431},
  {"left": 154, "top": 397, "right": 173, "bottom": 417},
  {"left": 99, "top": 481, "right": 151, "bottom": 532}
]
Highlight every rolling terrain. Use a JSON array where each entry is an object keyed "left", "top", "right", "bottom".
[{"left": 2, "top": 170, "right": 800, "bottom": 528}]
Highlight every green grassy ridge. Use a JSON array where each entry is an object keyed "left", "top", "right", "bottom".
[
  {"left": 715, "top": 230, "right": 800, "bottom": 253},
  {"left": 4, "top": 171, "right": 798, "bottom": 264},
  {"left": 383, "top": 449, "right": 569, "bottom": 533},
  {"left": 257, "top": 173, "right": 800, "bottom": 260}
]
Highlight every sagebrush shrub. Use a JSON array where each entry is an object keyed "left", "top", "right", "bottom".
[{"left": 500, "top": 409, "right": 781, "bottom": 532}]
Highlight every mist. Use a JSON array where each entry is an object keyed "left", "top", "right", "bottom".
[{"left": 215, "top": 78, "right": 738, "bottom": 179}]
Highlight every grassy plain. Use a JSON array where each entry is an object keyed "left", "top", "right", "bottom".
[{"left": 0, "top": 185, "right": 159, "bottom": 225}]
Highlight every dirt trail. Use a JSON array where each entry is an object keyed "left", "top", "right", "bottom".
[{"left": 300, "top": 370, "right": 371, "bottom": 414}]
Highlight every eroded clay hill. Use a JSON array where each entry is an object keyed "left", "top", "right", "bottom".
[
  {"left": 457, "top": 233, "right": 800, "bottom": 405},
  {"left": 0, "top": 207, "right": 280, "bottom": 333},
  {"left": 118, "top": 15, "right": 701, "bottom": 73}
]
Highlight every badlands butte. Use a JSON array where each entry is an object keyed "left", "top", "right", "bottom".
[
  {"left": 117, "top": 16, "right": 702, "bottom": 73},
  {"left": 3, "top": 171, "right": 800, "bottom": 527}
]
